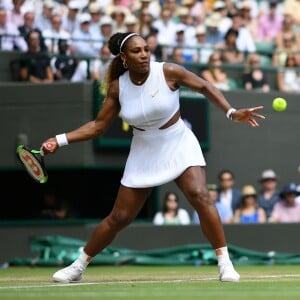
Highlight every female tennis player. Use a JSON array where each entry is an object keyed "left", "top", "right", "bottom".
[{"left": 41, "top": 32, "right": 265, "bottom": 283}]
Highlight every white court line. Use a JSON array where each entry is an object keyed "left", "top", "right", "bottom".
[{"left": 1, "top": 274, "right": 300, "bottom": 290}]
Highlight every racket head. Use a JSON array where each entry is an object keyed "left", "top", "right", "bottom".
[{"left": 16, "top": 145, "right": 48, "bottom": 184}]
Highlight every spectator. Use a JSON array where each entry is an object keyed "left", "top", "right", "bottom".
[
  {"left": 277, "top": 53, "right": 300, "bottom": 93},
  {"left": 6, "top": 0, "right": 25, "bottom": 29},
  {"left": 194, "top": 25, "right": 214, "bottom": 64},
  {"left": 61, "top": 0, "right": 81, "bottom": 35},
  {"left": 257, "top": 169, "right": 280, "bottom": 219},
  {"left": 257, "top": 0, "right": 283, "bottom": 43},
  {"left": 269, "top": 183, "right": 300, "bottom": 223},
  {"left": 204, "top": 12, "right": 224, "bottom": 46},
  {"left": 242, "top": 53, "right": 270, "bottom": 92},
  {"left": 233, "top": 185, "right": 266, "bottom": 223},
  {"left": 34, "top": 0, "right": 55, "bottom": 32},
  {"left": 0, "top": 6, "right": 27, "bottom": 51},
  {"left": 170, "top": 24, "right": 197, "bottom": 62},
  {"left": 124, "top": 13, "right": 138, "bottom": 33},
  {"left": 152, "top": 7, "right": 177, "bottom": 49},
  {"left": 229, "top": 12, "right": 256, "bottom": 53},
  {"left": 216, "top": 169, "right": 241, "bottom": 217},
  {"left": 71, "top": 12, "right": 102, "bottom": 58},
  {"left": 168, "top": 46, "right": 185, "bottom": 64},
  {"left": 153, "top": 191, "right": 191, "bottom": 225},
  {"left": 273, "top": 31, "right": 300, "bottom": 67},
  {"left": 87, "top": 2, "right": 102, "bottom": 37},
  {"left": 201, "top": 52, "right": 231, "bottom": 91},
  {"left": 238, "top": 0, "right": 258, "bottom": 41},
  {"left": 182, "top": 0, "right": 205, "bottom": 26},
  {"left": 274, "top": 13, "right": 300, "bottom": 50},
  {"left": 42, "top": 14, "right": 71, "bottom": 54},
  {"left": 175, "top": 6, "right": 196, "bottom": 45},
  {"left": 216, "top": 28, "right": 244, "bottom": 64},
  {"left": 99, "top": 16, "right": 114, "bottom": 42},
  {"left": 90, "top": 42, "right": 113, "bottom": 81},
  {"left": 50, "top": 39, "right": 78, "bottom": 81},
  {"left": 18, "top": 11, "right": 47, "bottom": 52},
  {"left": 38, "top": 190, "right": 70, "bottom": 220},
  {"left": 193, "top": 183, "right": 232, "bottom": 224},
  {"left": 145, "top": 32, "right": 165, "bottom": 62},
  {"left": 137, "top": 7, "right": 157, "bottom": 38},
  {"left": 19, "top": 29, "right": 54, "bottom": 83},
  {"left": 213, "top": 0, "right": 232, "bottom": 37},
  {"left": 110, "top": 6, "right": 127, "bottom": 34}
]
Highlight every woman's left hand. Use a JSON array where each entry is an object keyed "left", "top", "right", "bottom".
[{"left": 232, "top": 106, "right": 265, "bottom": 127}]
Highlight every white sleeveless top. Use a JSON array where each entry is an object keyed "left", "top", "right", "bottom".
[{"left": 119, "top": 61, "right": 179, "bottom": 130}]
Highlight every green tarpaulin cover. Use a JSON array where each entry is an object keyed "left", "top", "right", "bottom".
[{"left": 10, "top": 235, "right": 300, "bottom": 266}]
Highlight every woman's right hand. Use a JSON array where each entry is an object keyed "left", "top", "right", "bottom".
[{"left": 41, "top": 138, "right": 58, "bottom": 155}]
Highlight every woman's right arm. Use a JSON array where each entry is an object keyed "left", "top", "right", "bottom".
[{"left": 41, "top": 80, "right": 120, "bottom": 154}]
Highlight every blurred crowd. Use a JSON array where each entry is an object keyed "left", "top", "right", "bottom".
[
  {"left": 153, "top": 168, "right": 300, "bottom": 225},
  {"left": 1, "top": 0, "right": 300, "bottom": 91}
]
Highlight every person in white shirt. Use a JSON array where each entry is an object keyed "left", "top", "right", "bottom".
[
  {"left": 42, "top": 14, "right": 71, "bottom": 54},
  {"left": 153, "top": 191, "right": 191, "bottom": 225}
]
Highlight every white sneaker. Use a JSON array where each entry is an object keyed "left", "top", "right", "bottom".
[
  {"left": 53, "top": 263, "right": 84, "bottom": 283},
  {"left": 218, "top": 263, "right": 240, "bottom": 282}
]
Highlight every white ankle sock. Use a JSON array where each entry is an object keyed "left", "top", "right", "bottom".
[
  {"left": 215, "top": 246, "right": 231, "bottom": 265},
  {"left": 74, "top": 249, "right": 92, "bottom": 269}
]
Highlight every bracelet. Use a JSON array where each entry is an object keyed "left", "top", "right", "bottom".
[
  {"left": 226, "top": 108, "right": 237, "bottom": 120},
  {"left": 56, "top": 133, "right": 69, "bottom": 147}
]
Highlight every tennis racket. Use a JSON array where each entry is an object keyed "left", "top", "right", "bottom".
[{"left": 16, "top": 144, "right": 51, "bottom": 184}]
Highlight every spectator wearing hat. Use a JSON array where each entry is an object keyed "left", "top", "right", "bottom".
[
  {"left": 34, "top": 0, "right": 55, "bottom": 32},
  {"left": 169, "top": 23, "right": 197, "bottom": 62},
  {"left": 269, "top": 183, "right": 300, "bottom": 223},
  {"left": 88, "top": 2, "right": 102, "bottom": 37},
  {"left": 61, "top": 0, "right": 81, "bottom": 34},
  {"left": 71, "top": 12, "right": 102, "bottom": 57},
  {"left": 194, "top": 24, "right": 214, "bottom": 64},
  {"left": 212, "top": 1, "right": 232, "bottom": 37},
  {"left": 124, "top": 13, "right": 138, "bottom": 33},
  {"left": 233, "top": 185, "right": 266, "bottom": 223},
  {"left": 110, "top": 6, "right": 127, "bottom": 34},
  {"left": 205, "top": 12, "right": 224, "bottom": 46},
  {"left": 193, "top": 184, "right": 233, "bottom": 224},
  {"left": 238, "top": 0, "right": 258, "bottom": 41},
  {"left": 257, "top": 169, "right": 280, "bottom": 219},
  {"left": 99, "top": 16, "right": 114, "bottom": 42},
  {"left": 176, "top": 6, "right": 196, "bottom": 45}
]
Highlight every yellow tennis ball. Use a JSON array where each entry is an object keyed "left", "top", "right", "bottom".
[{"left": 272, "top": 97, "right": 287, "bottom": 112}]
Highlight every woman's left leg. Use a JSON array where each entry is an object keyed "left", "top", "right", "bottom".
[{"left": 175, "top": 166, "right": 240, "bottom": 282}]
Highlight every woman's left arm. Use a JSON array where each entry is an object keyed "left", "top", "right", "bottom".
[{"left": 164, "top": 63, "right": 265, "bottom": 127}]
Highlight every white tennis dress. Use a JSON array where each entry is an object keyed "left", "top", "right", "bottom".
[{"left": 119, "top": 61, "right": 206, "bottom": 188}]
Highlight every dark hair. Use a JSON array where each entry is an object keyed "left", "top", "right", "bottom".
[
  {"left": 162, "top": 191, "right": 179, "bottom": 215},
  {"left": 224, "top": 28, "right": 239, "bottom": 40},
  {"left": 218, "top": 169, "right": 235, "bottom": 180},
  {"left": 104, "top": 32, "right": 140, "bottom": 93}
]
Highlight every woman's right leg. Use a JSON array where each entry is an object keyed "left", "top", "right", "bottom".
[
  {"left": 84, "top": 185, "right": 152, "bottom": 256},
  {"left": 53, "top": 185, "right": 152, "bottom": 282}
]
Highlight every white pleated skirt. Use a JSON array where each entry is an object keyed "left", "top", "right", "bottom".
[{"left": 121, "top": 118, "right": 206, "bottom": 188}]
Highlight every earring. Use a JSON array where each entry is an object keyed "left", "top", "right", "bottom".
[{"left": 123, "top": 61, "right": 128, "bottom": 69}]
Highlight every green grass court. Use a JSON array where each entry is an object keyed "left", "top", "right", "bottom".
[{"left": 1, "top": 265, "right": 300, "bottom": 299}]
